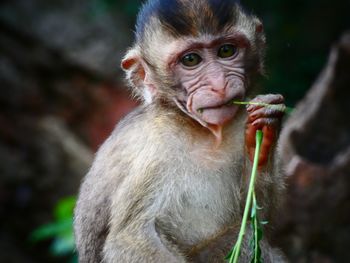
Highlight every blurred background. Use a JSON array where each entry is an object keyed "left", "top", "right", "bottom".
[{"left": 0, "top": 0, "right": 349, "bottom": 262}]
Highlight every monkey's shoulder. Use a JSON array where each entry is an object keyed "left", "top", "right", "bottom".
[
  {"left": 105, "top": 104, "right": 188, "bottom": 148},
  {"left": 92, "top": 104, "right": 184, "bottom": 169}
]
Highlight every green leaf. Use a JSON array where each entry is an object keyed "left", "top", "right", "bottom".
[
  {"left": 256, "top": 204, "right": 263, "bottom": 210},
  {"left": 30, "top": 218, "right": 73, "bottom": 242},
  {"left": 225, "top": 248, "right": 233, "bottom": 260},
  {"left": 225, "top": 244, "right": 238, "bottom": 260},
  {"left": 258, "top": 228, "right": 263, "bottom": 241},
  {"left": 226, "top": 130, "right": 264, "bottom": 263},
  {"left": 251, "top": 204, "right": 257, "bottom": 218},
  {"left": 29, "top": 195, "right": 77, "bottom": 262},
  {"left": 50, "top": 235, "right": 75, "bottom": 256},
  {"left": 54, "top": 196, "right": 76, "bottom": 221}
]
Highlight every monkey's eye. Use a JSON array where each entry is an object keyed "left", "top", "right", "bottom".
[
  {"left": 217, "top": 44, "right": 237, "bottom": 58},
  {"left": 181, "top": 53, "right": 202, "bottom": 67}
]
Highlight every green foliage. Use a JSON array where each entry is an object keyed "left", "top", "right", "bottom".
[
  {"left": 250, "top": 192, "right": 264, "bottom": 263},
  {"left": 30, "top": 196, "right": 77, "bottom": 262},
  {"left": 226, "top": 130, "right": 264, "bottom": 263}
]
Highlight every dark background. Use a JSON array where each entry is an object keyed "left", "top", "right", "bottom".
[{"left": 0, "top": 0, "right": 349, "bottom": 262}]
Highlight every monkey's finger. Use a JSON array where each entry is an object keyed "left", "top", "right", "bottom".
[
  {"left": 251, "top": 117, "right": 279, "bottom": 129},
  {"left": 258, "top": 126, "right": 276, "bottom": 167},
  {"left": 247, "top": 103, "right": 286, "bottom": 114},
  {"left": 245, "top": 123, "right": 258, "bottom": 160},
  {"left": 246, "top": 124, "right": 274, "bottom": 167},
  {"left": 247, "top": 94, "right": 285, "bottom": 112},
  {"left": 250, "top": 94, "right": 285, "bottom": 104},
  {"left": 248, "top": 105, "right": 285, "bottom": 122}
]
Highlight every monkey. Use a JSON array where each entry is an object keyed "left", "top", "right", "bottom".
[{"left": 74, "top": 0, "right": 287, "bottom": 262}]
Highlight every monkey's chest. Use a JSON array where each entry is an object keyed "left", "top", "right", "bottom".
[{"left": 159, "top": 171, "right": 240, "bottom": 247}]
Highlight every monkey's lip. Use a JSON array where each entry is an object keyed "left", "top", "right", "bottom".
[
  {"left": 197, "top": 97, "right": 235, "bottom": 111},
  {"left": 197, "top": 102, "right": 240, "bottom": 126}
]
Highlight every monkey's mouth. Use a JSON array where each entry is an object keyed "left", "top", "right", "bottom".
[
  {"left": 196, "top": 99, "right": 241, "bottom": 126},
  {"left": 197, "top": 97, "right": 238, "bottom": 112}
]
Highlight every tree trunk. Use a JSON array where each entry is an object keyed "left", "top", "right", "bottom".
[{"left": 277, "top": 32, "right": 350, "bottom": 263}]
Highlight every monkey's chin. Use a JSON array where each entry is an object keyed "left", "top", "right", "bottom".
[
  {"left": 197, "top": 105, "right": 239, "bottom": 148},
  {"left": 199, "top": 105, "right": 239, "bottom": 126}
]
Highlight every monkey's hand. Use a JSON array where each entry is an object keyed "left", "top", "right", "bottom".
[{"left": 245, "top": 94, "right": 285, "bottom": 167}]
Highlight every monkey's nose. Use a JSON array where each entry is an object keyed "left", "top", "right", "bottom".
[
  {"left": 210, "top": 80, "right": 227, "bottom": 97},
  {"left": 208, "top": 72, "right": 226, "bottom": 97},
  {"left": 211, "top": 87, "right": 226, "bottom": 97}
]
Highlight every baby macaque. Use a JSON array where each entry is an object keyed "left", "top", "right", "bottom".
[{"left": 74, "top": 0, "right": 286, "bottom": 262}]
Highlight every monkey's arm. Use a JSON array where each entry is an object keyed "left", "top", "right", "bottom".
[
  {"left": 74, "top": 170, "right": 111, "bottom": 263},
  {"left": 102, "top": 179, "right": 187, "bottom": 263},
  {"left": 103, "top": 222, "right": 186, "bottom": 263}
]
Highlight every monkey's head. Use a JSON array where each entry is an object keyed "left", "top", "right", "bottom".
[{"left": 122, "top": 0, "right": 265, "bottom": 140}]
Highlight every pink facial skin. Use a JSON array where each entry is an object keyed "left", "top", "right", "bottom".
[{"left": 170, "top": 34, "right": 249, "bottom": 142}]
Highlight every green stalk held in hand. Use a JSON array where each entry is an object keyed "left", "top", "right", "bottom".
[
  {"left": 226, "top": 130, "right": 264, "bottom": 263},
  {"left": 232, "top": 101, "right": 293, "bottom": 115}
]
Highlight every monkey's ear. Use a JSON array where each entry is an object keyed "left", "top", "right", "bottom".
[
  {"left": 121, "top": 48, "right": 156, "bottom": 103},
  {"left": 121, "top": 48, "right": 145, "bottom": 86},
  {"left": 253, "top": 18, "right": 264, "bottom": 33}
]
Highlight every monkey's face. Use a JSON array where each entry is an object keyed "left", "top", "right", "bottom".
[
  {"left": 168, "top": 33, "right": 249, "bottom": 129},
  {"left": 121, "top": 13, "right": 264, "bottom": 143}
]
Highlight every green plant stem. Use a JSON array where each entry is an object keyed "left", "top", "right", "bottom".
[
  {"left": 229, "top": 130, "right": 263, "bottom": 263},
  {"left": 252, "top": 192, "right": 259, "bottom": 263},
  {"left": 232, "top": 100, "right": 293, "bottom": 114}
]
